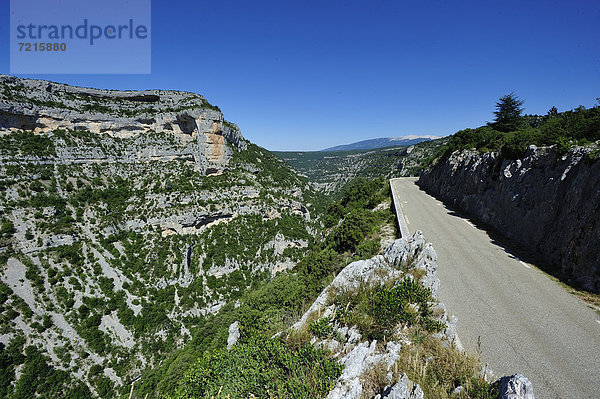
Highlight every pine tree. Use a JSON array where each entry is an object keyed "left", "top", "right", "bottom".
[{"left": 493, "top": 92, "right": 524, "bottom": 132}]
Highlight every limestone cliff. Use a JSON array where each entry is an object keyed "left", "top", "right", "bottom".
[
  {"left": 0, "top": 74, "right": 245, "bottom": 174},
  {"left": 418, "top": 145, "right": 600, "bottom": 292}
]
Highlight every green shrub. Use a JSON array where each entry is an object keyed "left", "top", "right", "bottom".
[
  {"left": 309, "top": 317, "right": 334, "bottom": 338},
  {"left": 323, "top": 201, "right": 344, "bottom": 228},
  {"left": 29, "top": 180, "right": 44, "bottom": 192},
  {"left": 355, "top": 238, "right": 380, "bottom": 259},
  {"left": 340, "top": 177, "right": 385, "bottom": 210},
  {"left": 294, "top": 248, "right": 339, "bottom": 298},
  {"left": 331, "top": 209, "right": 375, "bottom": 252},
  {"left": 334, "top": 279, "right": 443, "bottom": 340},
  {"left": 172, "top": 336, "right": 342, "bottom": 399},
  {"left": 0, "top": 219, "right": 14, "bottom": 238}
]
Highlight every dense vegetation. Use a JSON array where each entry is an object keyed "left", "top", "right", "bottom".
[
  {"left": 435, "top": 96, "right": 600, "bottom": 162},
  {"left": 0, "top": 342, "right": 92, "bottom": 399}
]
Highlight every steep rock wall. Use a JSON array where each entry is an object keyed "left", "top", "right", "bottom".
[
  {"left": 0, "top": 74, "right": 245, "bottom": 174},
  {"left": 418, "top": 145, "right": 600, "bottom": 292}
]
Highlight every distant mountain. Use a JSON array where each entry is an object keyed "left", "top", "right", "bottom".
[{"left": 322, "top": 135, "right": 439, "bottom": 152}]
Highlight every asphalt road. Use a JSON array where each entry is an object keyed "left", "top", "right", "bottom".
[{"left": 391, "top": 177, "right": 600, "bottom": 399}]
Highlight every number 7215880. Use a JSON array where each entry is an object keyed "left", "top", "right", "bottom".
[{"left": 18, "top": 42, "right": 67, "bottom": 52}]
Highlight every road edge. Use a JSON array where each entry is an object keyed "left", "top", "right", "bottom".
[{"left": 389, "top": 178, "right": 410, "bottom": 238}]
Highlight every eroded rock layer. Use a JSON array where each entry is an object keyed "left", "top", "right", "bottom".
[{"left": 0, "top": 74, "right": 245, "bottom": 174}]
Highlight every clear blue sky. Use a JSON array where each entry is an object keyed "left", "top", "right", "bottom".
[{"left": 1, "top": 0, "right": 599, "bottom": 150}]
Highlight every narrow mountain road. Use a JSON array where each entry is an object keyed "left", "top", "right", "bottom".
[{"left": 391, "top": 177, "right": 600, "bottom": 399}]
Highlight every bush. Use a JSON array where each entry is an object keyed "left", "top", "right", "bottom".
[
  {"left": 334, "top": 279, "right": 443, "bottom": 340},
  {"left": 331, "top": 209, "right": 375, "bottom": 252},
  {"left": 294, "top": 248, "right": 339, "bottom": 298},
  {"left": 172, "top": 336, "right": 342, "bottom": 399},
  {"left": 0, "top": 219, "right": 14, "bottom": 238},
  {"left": 355, "top": 238, "right": 380, "bottom": 259},
  {"left": 323, "top": 202, "right": 344, "bottom": 228},
  {"left": 309, "top": 317, "right": 334, "bottom": 338},
  {"left": 340, "top": 177, "right": 385, "bottom": 210}
]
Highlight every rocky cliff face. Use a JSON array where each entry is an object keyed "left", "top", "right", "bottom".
[
  {"left": 0, "top": 74, "right": 245, "bottom": 174},
  {"left": 0, "top": 76, "right": 320, "bottom": 397},
  {"left": 418, "top": 145, "right": 600, "bottom": 292}
]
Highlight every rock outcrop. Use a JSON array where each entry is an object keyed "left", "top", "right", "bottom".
[
  {"left": 291, "top": 232, "right": 458, "bottom": 399},
  {"left": 227, "top": 321, "right": 240, "bottom": 350},
  {"left": 418, "top": 145, "right": 600, "bottom": 292}
]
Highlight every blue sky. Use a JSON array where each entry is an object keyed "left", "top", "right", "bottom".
[{"left": 1, "top": 0, "right": 599, "bottom": 150}]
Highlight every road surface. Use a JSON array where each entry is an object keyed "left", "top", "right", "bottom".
[{"left": 391, "top": 177, "right": 600, "bottom": 399}]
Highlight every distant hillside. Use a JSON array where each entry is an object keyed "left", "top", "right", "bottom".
[
  {"left": 276, "top": 137, "right": 448, "bottom": 194},
  {"left": 322, "top": 135, "right": 439, "bottom": 152}
]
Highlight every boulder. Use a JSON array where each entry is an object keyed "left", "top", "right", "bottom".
[
  {"left": 227, "top": 321, "right": 240, "bottom": 350},
  {"left": 497, "top": 374, "right": 535, "bottom": 399}
]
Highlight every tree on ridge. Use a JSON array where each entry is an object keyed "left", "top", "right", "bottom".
[{"left": 493, "top": 92, "right": 524, "bottom": 132}]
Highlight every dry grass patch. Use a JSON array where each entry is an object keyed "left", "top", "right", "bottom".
[{"left": 395, "top": 334, "right": 497, "bottom": 399}]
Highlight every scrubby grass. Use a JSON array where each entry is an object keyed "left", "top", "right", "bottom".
[
  {"left": 396, "top": 334, "right": 497, "bottom": 399},
  {"left": 332, "top": 278, "right": 444, "bottom": 341}
]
